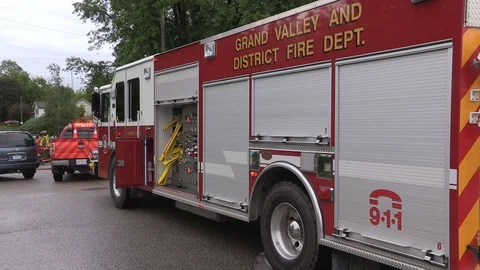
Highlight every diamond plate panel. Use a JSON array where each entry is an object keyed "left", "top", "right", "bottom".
[
  {"left": 320, "top": 236, "right": 446, "bottom": 270},
  {"left": 249, "top": 142, "right": 334, "bottom": 153},
  {"left": 466, "top": 0, "right": 480, "bottom": 27}
]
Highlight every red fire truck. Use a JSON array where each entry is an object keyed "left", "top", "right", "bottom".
[{"left": 90, "top": 0, "right": 480, "bottom": 269}]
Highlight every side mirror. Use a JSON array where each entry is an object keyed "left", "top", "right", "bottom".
[{"left": 92, "top": 92, "right": 101, "bottom": 119}]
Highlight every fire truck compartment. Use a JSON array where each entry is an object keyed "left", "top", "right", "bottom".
[
  {"left": 252, "top": 63, "right": 331, "bottom": 139},
  {"left": 334, "top": 42, "right": 452, "bottom": 265},
  {"left": 155, "top": 102, "right": 198, "bottom": 195},
  {"left": 154, "top": 63, "right": 199, "bottom": 104},
  {"left": 116, "top": 138, "right": 144, "bottom": 188},
  {"left": 203, "top": 77, "right": 249, "bottom": 210},
  {"left": 154, "top": 62, "right": 200, "bottom": 195}
]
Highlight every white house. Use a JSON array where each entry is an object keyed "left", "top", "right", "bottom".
[
  {"left": 32, "top": 101, "right": 46, "bottom": 119},
  {"left": 76, "top": 98, "right": 91, "bottom": 117}
]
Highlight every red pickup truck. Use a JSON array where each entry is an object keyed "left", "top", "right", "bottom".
[{"left": 50, "top": 121, "right": 98, "bottom": 182}]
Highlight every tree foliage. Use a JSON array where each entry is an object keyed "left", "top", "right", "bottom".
[
  {"left": 47, "top": 63, "right": 63, "bottom": 86},
  {"left": 44, "top": 64, "right": 83, "bottom": 135},
  {"left": 65, "top": 56, "right": 114, "bottom": 101},
  {"left": 8, "top": 103, "right": 32, "bottom": 123},
  {"left": 0, "top": 59, "right": 83, "bottom": 135},
  {"left": 72, "top": 0, "right": 317, "bottom": 65},
  {"left": 0, "top": 60, "right": 24, "bottom": 76},
  {"left": 0, "top": 76, "right": 24, "bottom": 121},
  {"left": 20, "top": 117, "right": 51, "bottom": 135},
  {"left": 0, "top": 60, "right": 48, "bottom": 105}
]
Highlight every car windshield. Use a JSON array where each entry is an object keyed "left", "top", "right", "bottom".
[
  {"left": 77, "top": 128, "right": 95, "bottom": 139},
  {"left": 0, "top": 133, "right": 35, "bottom": 148}
]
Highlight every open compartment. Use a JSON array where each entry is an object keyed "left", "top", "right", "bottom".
[
  {"left": 153, "top": 63, "right": 199, "bottom": 195},
  {"left": 155, "top": 102, "right": 198, "bottom": 195}
]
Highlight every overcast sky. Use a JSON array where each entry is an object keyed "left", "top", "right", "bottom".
[{"left": 0, "top": 0, "right": 114, "bottom": 90}]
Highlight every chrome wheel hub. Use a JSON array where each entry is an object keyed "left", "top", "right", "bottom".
[
  {"left": 288, "top": 220, "right": 301, "bottom": 240},
  {"left": 271, "top": 203, "right": 304, "bottom": 260}
]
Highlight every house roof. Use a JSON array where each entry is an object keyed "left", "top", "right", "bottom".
[
  {"left": 75, "top": 98, "right": 91, "bottom": 106},
  {"left": 33, "top": 101, "right": 46, "bottom": 109}
]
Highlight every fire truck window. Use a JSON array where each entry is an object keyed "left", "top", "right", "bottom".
[
  {"left": 128, "top": 78, "right": 140, "bottom": 121},
  {"left": 116, "top": 82, "right": 125, "bottom": 122},
  {"left": 63, "top": 129, "right": 73, "bottom": 138},
  {"left": 101, "top": 93, "right": 110, "bottom": 122},
  {"left": 77, "top": 128, "right": 95, "bottom": 139}
]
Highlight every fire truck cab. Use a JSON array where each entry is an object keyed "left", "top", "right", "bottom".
[{"left": 91, "top": 1, "right": 480, "bottom": 269}]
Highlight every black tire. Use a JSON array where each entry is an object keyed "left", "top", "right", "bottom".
[
  {"left": 22, "top": 169, "right": 36, "bottom": 179},
  {"left": 53, "top": 173, "right": 63, "bottom": 182},
  {"left": 260, "top": 181, "right": 319, "bottom": 270},
  {"left": 109, "top": 156, "right": 132, "bottom": 209}
]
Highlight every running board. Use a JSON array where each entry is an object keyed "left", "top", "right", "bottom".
[
  {"left": 320, "top": 236, "right": 446, "bottom": 270},
  {"left": 152, "top": 187, "right": 249, "bottom": 222},
  {"left": 175, "top": 201, "right": 229, "bottom": 222}
]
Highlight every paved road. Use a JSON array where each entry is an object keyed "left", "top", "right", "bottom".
[{"left": 0, "top": 168, "right": 264, "bottom": 270}]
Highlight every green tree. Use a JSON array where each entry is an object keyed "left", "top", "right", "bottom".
[
  {"left": 0, "top": 59, "right": 48, "bottom": 104},
  {"left": 8, "top": 103, "right": 32, "bottom": 123},
  {"left": 0, "top": 60, "right": 24, "bottom": 76},
  {"left": 0, "top": 76, "right": 24, "bottom": 121},
  {"left": 72, "top": 0, "right": 317, "bottom": 65},
  {"left": 44, "top": 85, "right": 80, "bottom": 136},
  {"left": 25, "top": 77, "right": 49, "bottom": 104},
  {"left": 65, "top": 56, "right": 114, "bottom": 101},
  {"left": 40, "top": 63, "right": 82, "bottom": 135},
  {"left": 47, "top": 63, "right": 63, "bottom": 86}
]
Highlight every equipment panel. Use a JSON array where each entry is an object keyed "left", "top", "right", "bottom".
[
  {"left": 172, "top": 104, "right": 198, "bottom": 192},
  {"left": 157, "top": 103, "right": 198, "bottom": 195}
]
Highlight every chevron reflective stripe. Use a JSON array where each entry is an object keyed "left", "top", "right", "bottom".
[{"left": 458, "top": 28, "right": 480, "bottom": 270}]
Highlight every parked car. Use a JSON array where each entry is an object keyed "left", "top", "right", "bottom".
[
  {"left": 0, "top": 131, "right": 40, "bottom": 179},
  {"left": 3, "top": 120, "right": 20, "bottom": 126}
]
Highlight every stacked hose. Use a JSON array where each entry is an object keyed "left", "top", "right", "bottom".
[{"left": 157, "top": 117, "right": 183, "bottom": 185}]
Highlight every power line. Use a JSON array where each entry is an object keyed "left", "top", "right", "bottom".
[{"left": 0, "top": 17, "right": 85, "bottom": 37}]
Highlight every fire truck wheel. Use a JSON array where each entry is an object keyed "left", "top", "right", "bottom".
[
  {"left": 260, "top": 181, "right": 318, "bottom": 270},
  {"left": 108, "top": 157, "right": 131, "bottom": 209}
]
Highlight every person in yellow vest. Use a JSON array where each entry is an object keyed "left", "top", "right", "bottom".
[{"left": 39, "top": 130, "right": 51, "bottom": 162}]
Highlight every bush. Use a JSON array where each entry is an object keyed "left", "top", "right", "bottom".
[{"left": 20, "top": 117, "right": 52, "bottom": 135}]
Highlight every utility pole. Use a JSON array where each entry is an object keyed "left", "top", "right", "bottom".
[
  {"left": 20, "top": 96, "right": 23, "bottom": 125},
  {"left": 160, "top": 9, "right": 166, "bottom": 52},
  {"left": 71, "top": 71, "right": 74, "bottom": 90}
]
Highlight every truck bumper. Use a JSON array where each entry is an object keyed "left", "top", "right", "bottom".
[{"left": 51, "top": 159, "right": 90, "bottom": 173}]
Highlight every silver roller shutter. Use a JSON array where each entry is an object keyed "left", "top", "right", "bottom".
[
  {"left": 155, "top": 64, "right": 198, "bottom": 102},
  {"left": 335, "top": 43, "right": 453, "bottom": 262},
  {"left": 252, "top": 64, "right": 332, "bottom": 138}
]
